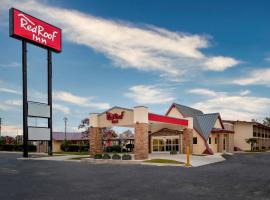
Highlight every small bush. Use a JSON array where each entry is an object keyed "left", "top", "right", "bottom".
[
  {"left": 112, "top": 154, "right": 121, "bottom": 160},
  {"left": 122, "top": 154, "right": 132, "bottom": 160},
  {"left": 102, "top": 153, "right": 111, "bottom": 159},
  {"left": 170, "top": 151, "right": 177, "bottom": 155},
  {"left": 0, "top": 144, "right": 36, "bottom": 152},
  {"left": 94, "top": 154, "right": 102, "bottom": 159},
  {"left": 105, "top": 145, "right": 122, "bottom": 153},
  {"left": 60, "top": 143, "right": 89, "bottom": 152}
]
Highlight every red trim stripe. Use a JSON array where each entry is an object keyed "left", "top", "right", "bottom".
[{"left": 148, "top": 113, "right": 188, "bottom": 126}]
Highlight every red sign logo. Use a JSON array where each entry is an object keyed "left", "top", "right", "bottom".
[
  {"left": 10, "top": 8, "right": 62, "bottom": 53},
  {"left": 106, "top": 111, "right": 125, "bottom": 123}
]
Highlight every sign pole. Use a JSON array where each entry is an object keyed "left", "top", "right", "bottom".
[
  {"left": 22, "top": 40, "right": 28, "bottom": 158},
  {"left": 48, "top": 49, "right": 53, "bottom": 156}
]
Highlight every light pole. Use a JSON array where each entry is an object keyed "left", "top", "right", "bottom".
[{"left": 63, "top": 117, "right": 68, "bottom": 141}]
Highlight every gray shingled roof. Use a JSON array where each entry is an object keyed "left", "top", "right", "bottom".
[
  {"left": 172, "top": 104, "right": 221, "bottom": 140},
  {"left": 194, "top": 113, "right": 220, "bottom": 140},
  {"left": 174, "top": 103, "right": 203, "bottom": 117}
]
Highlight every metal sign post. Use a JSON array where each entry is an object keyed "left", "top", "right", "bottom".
[
  {"left": 9, "top": 8, "right": 62, "bottom": 158},
  {"left": 48, "top": 50, "right": 53, "bottom": 156},
  {"left": 22, "top": 40, "right": 28, "bottom": 157}
]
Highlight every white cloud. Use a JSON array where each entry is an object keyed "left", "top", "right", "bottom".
[
  {"left": 189, "top": 88, "right": 270, "bottom": 121},
  {"left": 0, "top": 99, "right": 21, "bottom": 111},
  {"left": 233, "top": 68, "right": 270, "bottom": 86},
  {"left": 0, "top": 87, "right": 20, "bottom": 95},
  {"left": 5, "top": 99, "right": 22, "bottom": 106},
  {"left": 0, "top": 62, "right": 20, "bottom": 68},
  {"left": 188, "top": 88, "right": 217, "bottom": 97},
  {"left": 53, "top": 103, "right": 70, "bottom": 114},
  {"left": 203, "top": 56, "right": 240, "bottom": 71},
  {"left": 240, "top": 90, "right": 250, "bottom": 96},
  {"left": 53, "top": 90, "right": 110, "bottom": 110},
  {"left": 125, "top": 85, "right": 175, "bottom": 104},
  {"left": 0, "top": 0, "right": 239, "bottom": 78}
]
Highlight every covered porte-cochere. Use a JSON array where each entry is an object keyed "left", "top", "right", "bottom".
[{"left": 89, "top": 106, "right": 193, "bottom": 160}]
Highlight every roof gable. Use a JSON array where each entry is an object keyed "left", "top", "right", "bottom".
[
  {"left": 174, "top": 103, "right": 203, "bottom": 117},
  {"left": 194, "top": 113, "right": 220, "bottom": 140}
]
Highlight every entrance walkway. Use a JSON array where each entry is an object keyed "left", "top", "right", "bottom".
[{"left": 149, "top": 153, "right": 225, "bottom": 167}]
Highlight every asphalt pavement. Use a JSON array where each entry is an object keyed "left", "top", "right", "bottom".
[{"left": 0, "top": 152, "right": 270, "bottom": 200}]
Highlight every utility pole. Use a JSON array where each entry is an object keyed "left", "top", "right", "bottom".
[{"left": 63, "top": 117, "right": 68, "bottom": 141}]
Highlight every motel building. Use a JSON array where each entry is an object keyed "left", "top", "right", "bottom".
[
  {"left": 89, "top": 103, "right": 234, "bottom": 160},
  {"left": 223, "top": 120, "right": 270, "bottom": 151}
]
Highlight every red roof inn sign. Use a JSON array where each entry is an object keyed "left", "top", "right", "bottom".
[
  {"left": 9, "top": 8, "right": 62, "bottom": 157},
  {"left": 10, "top": 8, "right": 62, "bottom": 52},
  {"left": 106, "top": 111, "right": 125, "bottom": 123}
]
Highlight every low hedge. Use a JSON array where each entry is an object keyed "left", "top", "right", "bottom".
[
  {"left": 105, "top": 145, "right": 122, "bottom": 153},
  {"left": 60, "top": 144, "right": 89, "bottom": 152},
  {"left": 102, "top": 154, "right": 111, "bottom": 159},
  {"left": 94, "top": 154, "right": 102, "bottom": 159},
  {"left": 122, "top": 154, "right": 132, "bottom": 160},
  {"left": 112, "top": 154, "right": 121, "bottom": 160},
  {"left": 0, "top": 144, "right": 36, "bottom": 152}
]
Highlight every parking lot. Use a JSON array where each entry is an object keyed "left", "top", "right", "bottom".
[{"left": 0, "top": 152, "right": 270, "bottom": 200}]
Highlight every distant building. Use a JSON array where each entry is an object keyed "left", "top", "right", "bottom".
[
  {"left": 223, "top": 120, "right": 270, "bottom": 151},
  {"left": 52, "top": 132, "right": 88, "bottom": 152},
  {"left": 36, "top": 132, "right": 88, "bottom": 153}
]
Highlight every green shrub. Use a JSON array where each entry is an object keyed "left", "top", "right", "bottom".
[
  {"left": 105, "top": 145, "right": 122, "bottom": 153},
  {"left": 94, "top": 154, "right": 102, "bottom": 159},
  {"left": 0, "top": 144, "right": 36, "bottom": 152},
  {"left": 122, "top": 154, "right": 132, "bottom": 160},
  {"left": 126, "top": 143, "right": 134, "bottom": 149},
  {"left": 102, "top": 153, "right": 111, "bottom": 159},
  {"left": 170, "top": 151, "right": 177, "bottom": 155},
  {"left": 112, "top": 154, "right": 121, "bottom": 160},
  {"left": 60, "top": 143, "right": 89, "bottom": 152}
]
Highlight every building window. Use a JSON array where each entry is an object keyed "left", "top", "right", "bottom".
[
  {"left": 258, "top": 133, "right": 261, "bottom": 137},
  {"left": 193, "top": 137, "right": 197, "bottom": 144},
  {"left": 262, "top": 134, "right": 265, "bottom": 138},
  {"left": 215, "top": 137, "right": 217, "bottom": 144},
  {"left": 152, "top": 137, "right": 179, "bottom": 152},
  {"left": 209, "top": 137, "right": 211, "bottom": 144},
  {"left": 253, "top": 132, "right": 257, "bottom": 137}
]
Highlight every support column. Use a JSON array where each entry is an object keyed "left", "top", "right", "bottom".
[
  {"left": 218, "top": 133, "right": 224, "bottom": 153},
  {"left": 133, "top": 106, "right": 149, "bottom": 160},
  {"left": 134, "top": 123, "right": 149, "bottom": 160},
  {"left": 182, "top": 128, "right": 193, "bottom": 154},
  {"left": 227, "top": 133, "right": 234, "bottom": 153},
  {"left": 179, "top": 134, "right": 183, "bottom": 154},
  {"left": 89, "top": 127, "right": 103, "bottom": 157}
]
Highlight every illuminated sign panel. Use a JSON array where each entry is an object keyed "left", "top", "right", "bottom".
[{"left": 9, "top": 8, "right": 62, "bottom": 52}]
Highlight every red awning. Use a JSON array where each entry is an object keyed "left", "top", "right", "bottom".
[{"left": 148, "top": 113, "right": 188, "bottom": 126}]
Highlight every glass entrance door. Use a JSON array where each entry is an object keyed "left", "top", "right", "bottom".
[{"left": 152, "top": 137, "right": 179, "bottom": 153}]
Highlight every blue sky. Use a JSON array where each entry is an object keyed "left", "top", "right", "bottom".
[{"left": 1, "top": 0, "right": 270, "bottom": 136}]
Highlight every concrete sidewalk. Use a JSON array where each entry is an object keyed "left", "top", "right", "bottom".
[{"left": 149, "top": 153, "right": 225, "bottom": 167}]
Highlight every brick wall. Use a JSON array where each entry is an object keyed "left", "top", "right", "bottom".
[
  {"left": 134, "top": 123, "right": 149, "bottom": 160},
  {"left": 182, "top": 128, "right": 193, "bottom": 153},
  {"left": 89, "top": 127, "right": 103, "bottom": 157}
]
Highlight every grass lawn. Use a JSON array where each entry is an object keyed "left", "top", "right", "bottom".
[
  {"left": 143, "top": 159, "right": 184, "bottom": 164},
  {"left": 54, "top": 152, "right": 89, "bottom": 155}
]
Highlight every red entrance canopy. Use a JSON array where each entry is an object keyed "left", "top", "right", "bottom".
[{"left": 148, "top": 113, "right": 188, "bottom": 126}]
